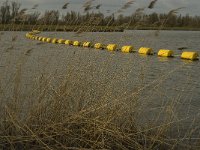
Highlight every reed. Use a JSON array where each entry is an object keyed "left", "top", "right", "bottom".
[{"left": 0, "top": 1, "right": 200, "bottom": 149}]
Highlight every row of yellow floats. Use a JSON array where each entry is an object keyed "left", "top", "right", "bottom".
[{"left": 26, "top": 32, "right": 199, "bottom": 61}]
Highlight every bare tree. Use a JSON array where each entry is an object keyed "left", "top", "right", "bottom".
[
  {"left": 27, "top": 12, "right": 40, "bottom": 24},
  {"left": 0, "top": 1, "right": 11, "bottom": 24},
  {"left": 10, "top": 1, "right": 21, "bottom": 22},
  {"left": 40, "top": 10, "right": 60, "bottom": 25}
]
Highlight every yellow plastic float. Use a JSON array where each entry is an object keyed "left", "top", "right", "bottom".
[
  {"left": 51, "top": 38, "right": 58, "bottom": 44},
  {"left": 65, "top": 40, "right": 72, "bottom": 45},
  {"left": 29, "top": 35, "right": 33, "bottom": 39},
  {"left": 107, "top": 44, "right": 117, "bottom": 51},
  {"left": 94, "top": 43, "right": 104, "bottom": 49},
  {"left": 83, "top": 42, "right": 91, "bottom": 47},
  {"left": 138, "top": 47, "right": 153, "bottom": 55},
  {"left": 158, "top": 49, "right": 173, "bottom": 57},
  {"left": 58, "top": 39, "right": 66, "bottom": 44},
  {"left": 181, "top": 52, "right": 199, "bottom": 60},
  {"left": 38, "top": 37, "right": 43, "bottom": 41},
  {"left": 27, "top": 34, "right": 32, "bottom": 38},
  {"left": 34, "top": 36, "right": 39, "bottom": 40},
  {"left": 26, "top": 33, "right": 30, "bottom": 37},
  {"left": 46, "top": 38, "right": 51, "bottom": 43},
  {"left": 31, "top": 36, "right": 35, "bottom": 40},
  {"left": 42, "top": 37, "right": 47, "bottom": 42},
  {"left": 24, "top": 31, "right": 199, "bottom": 62},
  {"left": 121, "top": 46, "right": 134, "bottom": 53},
  {"left": 73, "top": 41, "right": 81, "bottom": 46}
]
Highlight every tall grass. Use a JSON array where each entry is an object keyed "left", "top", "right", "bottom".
[
  {"left": 0, "top": 0, "right": 200, "bottom": 149},
  {"left": 1, "top": 44, "right": 199, "bottom": 149}
]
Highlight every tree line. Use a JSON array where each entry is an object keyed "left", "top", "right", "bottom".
[{"left": 1, "top": 1, "right": 200, "bottom": 28}]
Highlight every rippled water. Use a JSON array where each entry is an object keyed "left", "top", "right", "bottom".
[{"left": 1, "top": 30, "right": 200, "bottom": 144}]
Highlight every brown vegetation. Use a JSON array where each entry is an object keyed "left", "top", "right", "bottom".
[
  {"left": 0, "top": 0, "right": 200, "bottom": 31},
  {"left": 0, "top": 0, "right": 200, "bottom": 149}
]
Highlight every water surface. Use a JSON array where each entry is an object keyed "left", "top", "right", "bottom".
[{"left": 0, "top": 30, "right": 200, "bottom": 145}]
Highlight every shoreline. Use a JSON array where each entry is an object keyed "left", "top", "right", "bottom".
[{"left": 1, "top": 24, "right": 200, "bottom": 32}]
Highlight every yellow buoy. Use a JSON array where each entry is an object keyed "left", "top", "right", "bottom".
[
  {"left": 58, "top": 39, "right": 66, "bottom": 44},
  {"left": 42, "top": 37, "right": 47, "bottom": 42},
  {"left": 65, "top": 40, "right": 73, "bottom": 45},
  {"left": 158, "top": 49, "right": 173, "bottom": 57},
  {"left": 26, "top": 33, "right": 30, "bottom": 37},
  {"left": 31, "top": 36, "right": 35, "bottom": 40},
  {"left": 73, "top": 41, "right": 81, "bottom": 46},
  {"left": 38, "top": 37, "right": 43, "bottom": 41},
  {"left": 27, "top": 33, "right": 32, "bottom": 38},
  {"left": 34, "top": 36, "right": 39, "bottom": 40},
  {"left": 107, "top": 44, "right": 117, "bottom": 51},
  {"left": 94, "top": 43, "right": 104, "bottom": 49},
  {"left": 181, "top": 52, "right": 199, "bottom": 60},
  {"left": 138, "top": 47, "right": 153, "bottom": 55},
  {"left": 52, "top": 38, "right": 58, "bottom": 44},
  {"left": 121, "top": 46, "right": 134, "bottom": 53},
  {"left": 83, "top": 42, "right": 91, "bottom": 47},
  {"left": 46, "top": 38, "right": 51, "bottom": 43}
]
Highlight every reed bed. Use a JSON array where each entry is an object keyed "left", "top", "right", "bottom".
[
  {"left": 0, "top": 44, "right": 199, "bottom": 149},
  {"left": 0, "top": 0, "right": 200, "bottom": 149}
]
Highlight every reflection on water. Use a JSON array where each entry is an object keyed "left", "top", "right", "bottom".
[{"left": 157, "top": 56, "right": 173, "bottom": 62}]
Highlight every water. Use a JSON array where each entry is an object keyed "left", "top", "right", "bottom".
[{"left": 0, "top": 30, "right": 200, "bottom": 145}]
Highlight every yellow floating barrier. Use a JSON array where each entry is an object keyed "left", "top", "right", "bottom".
[
  {"left": 138, "top": 47, "right": 153, "bottom": 55},
  {"left": 34, "top": 36, "right": 39, "bottom": 40},
  {"left": 58, "top": 39, "right": 66, "bottom": 44},
  {"left": 38, "top": 37, "right": 43, "bottom": 41},
  {"left": 73, "top": 41, "right": 81, "bottom": 46},
  {"left": 107, "top": 44, "right": 117, "bottom": 51},
  {"left": 65, "top": 40, "right": 73, "bottom": 45},
  {"left": 158, "top": 49, "right": 173, "bottom": 57},
  {"left": 25, "top": 31, "right": 199, "bottom": 62},
  {"left": 31, "top": 36, "right": 35, "bottom": 40},
  {"left": 46, "top": 38, "right": 51, "bottom": 43},
  {"left": 42, "top": 37, "right": 47, "bottom": 42},
  {"left": 94, "top": 43, "right": 104, "bottom": 49},
  {"left": 36, "top": 36, "right": 40, "bottom": 40},
  {"left": 29, "top": 35, "right": 33, "bottom": 39},
  {"left": 121, "top": 46, "right": 134, "bottom": 53},
  {"left": 26, "top": 33, "right": 30, "bottom": 37},
  {"left": 51, "top": 38, "right": 58, "bottom": 44},
  {"left": 27, "top": 33, "right": 32, "bottom": 37},
  {"left": 83, "top": 42, "right": 91, "bottom": 47},
  {"left": 181, "top": 52, "right": 199, "bottom": 60}
]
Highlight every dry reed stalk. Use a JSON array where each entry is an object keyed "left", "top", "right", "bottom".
[{"left": 0, "top": 1, "right": 200, "bottom": 149}]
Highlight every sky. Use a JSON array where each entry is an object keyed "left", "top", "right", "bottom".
[{"left": 4, "top": 0, "right": 200, "bottom": 16}]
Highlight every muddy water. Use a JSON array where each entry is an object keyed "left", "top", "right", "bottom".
[{"left": 0, "top": 30, "right": 200, "bottom": 146}]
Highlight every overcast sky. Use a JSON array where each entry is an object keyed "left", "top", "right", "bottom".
[{"left": 5, "top": 0, "right": 200, "bottom": 16}]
